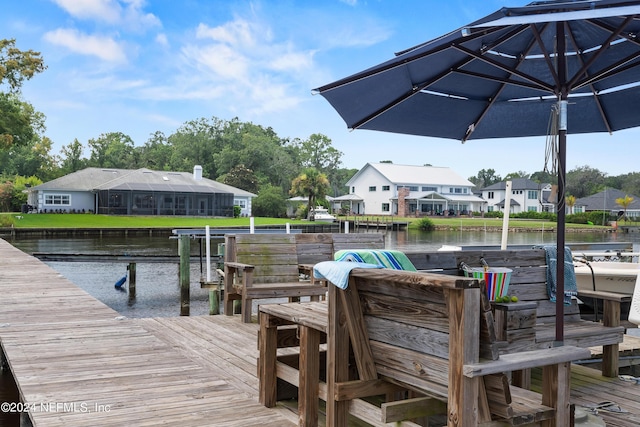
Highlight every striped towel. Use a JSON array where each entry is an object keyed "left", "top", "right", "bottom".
[{"left": 334, "top": 250, "right": 417, "bottom": 272}]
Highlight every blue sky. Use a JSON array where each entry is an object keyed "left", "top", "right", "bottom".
[{"left": 4, "top": 0, "right": 639, "bottom": 180}]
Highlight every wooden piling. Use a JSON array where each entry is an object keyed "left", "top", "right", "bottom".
[
  {"left": 179, "top": 235, "right": 190, "bottom": 316},
  {"left": 128, "top": 262, "right": 137, "bottom": 298}
]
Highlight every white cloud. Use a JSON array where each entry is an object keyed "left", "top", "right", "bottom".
[
  {"left": 51, "top": 0, "right": 160, "bottom": 30},
  {"left": 52, "top": 0, "right": 121, "bottom": 23},
  {"left": 155, "top": 33, "right": 169, "bottom": 47},
  {"left": 43, "top": 28, "right": 127, "bottom": 63},
  {"left": 176, "top": 18, "right": 314, "bottom": 114}
]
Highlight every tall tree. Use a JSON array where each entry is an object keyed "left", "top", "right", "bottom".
[
  {"left": 222, "top": 164, "right": 258, "bottom": 193},
  {"left": 0, "top": 39, "right": 46, "bottom": 94},
  {"left": 566, "top": 165, "right": 606, "bottom": 198},
  {"left": 504, "top": 171, "right": 530, "bottom": 180},
  {"left": 0, "top": 93, "right": 44, "bottom": 148},
  {"left": 252, "top": 184, "right": 287, "bottom": 218},
  {"left": 468, "top": 168, "right": 502, "bottom": 188},
  {"left": 88, "top": 132, "right": 137, "bottom": 169},
  {"left": 290, "top": 168, "right": 330, "bottom": 220},
  {"left": 59, "top": 138, "right": 87, "bottom": 174},
  {"left": 168, "top": 117, "right": 226, "bottom": 176},
  {"left": 137, "top": 131, "right": 172, "bottom": 170},
  {"left": 291, "top": 133, "right": 343, "bottom": 196}
]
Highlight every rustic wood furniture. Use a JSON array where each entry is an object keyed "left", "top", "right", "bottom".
[
  {"left": 224, "top": 233, "right": 384, "bottom": 322},
  {"left": 405, "top": 248, "right": 628, "bottom": 378},
  {"left": 259, "top": 268, "right": 591, "bottom": 426}
]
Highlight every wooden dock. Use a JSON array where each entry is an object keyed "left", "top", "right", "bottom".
[
  {"left": 0, "top": 239, "right": 296, "bottom": 426},
  {"left": 3, "top": 238, "right": 640, "bottom": 426}
]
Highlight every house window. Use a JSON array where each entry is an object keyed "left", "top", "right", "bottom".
[
  {"left": 351, "top": 186, "right": 355, "bottom": 193},
  {"left": 382, "top": 203, "right": 390, "bottom": 212},
  {"left": 382, "top": 185, "right": 390, "bottom": 191},
  {"left": 369, "top": 186, "right": 376, "bottom": 191},
  {"left": 528, "top": 206, "right": 538, "bottom": 212},
  {"left": 408, "top": 186, "right": 418, "bottom": 191},
  {"left": 45, "top": 194, "right": 71, "bottom": 206},
  {"left": 487, "top": 191, "right": 494, "bottom": 199},
  {"left": 528, "top": 190, "right": 538, "bottom": 199},
  {"left": 234, "top": 199, "right": 246, "bottom": 209},
  {"left": 422, "top": 186, "right": 437, "bottom": 192},
  {"left": 487, "top": 206, "right": 494, "bottom": 212}
]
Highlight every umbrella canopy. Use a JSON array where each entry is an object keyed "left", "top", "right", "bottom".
[{"left": 314, "top": 0, "right": 640, "bottom": 343}]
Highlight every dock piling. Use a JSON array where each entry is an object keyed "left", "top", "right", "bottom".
[
  {"left": 179, "top": 235, "right": 190, "bottom": 316},
  {"left": 128, "top": 262, "right": 136, "bottom": 298}
]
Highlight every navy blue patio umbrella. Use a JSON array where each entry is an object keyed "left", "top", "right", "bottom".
[{"left": 314, "top": 0, "right": 640, "bottom": 343}]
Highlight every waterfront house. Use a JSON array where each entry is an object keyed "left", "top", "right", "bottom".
[
  {"left": 342, "top": 163, "right": 485, "bottom": 216},
  {"left": 480, "top": 178, "right": 554, "bottom": 214},
  {"left": 574, "top": 188, "right": 640, "bottom": 218},
  {"left": 27, "top": 166, "right": 256, "bottom": 217}
]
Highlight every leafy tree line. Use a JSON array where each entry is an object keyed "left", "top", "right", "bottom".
[{"left": 468, "top": 167, "right": 640, "bottom": 202}]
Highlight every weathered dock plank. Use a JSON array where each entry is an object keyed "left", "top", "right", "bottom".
[{"left": 0, "top": 239, "right": 296, "bottom": 427}]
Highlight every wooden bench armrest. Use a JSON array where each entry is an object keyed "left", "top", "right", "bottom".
[
  {"left": 463, "top": 345, "right": 590, "bottom": 378},
  {"left": 224, "top": 261, "right": 255, "bottom": 272},
  {"left": 577, "top": 289, "right": 632, "bottom": 303}
]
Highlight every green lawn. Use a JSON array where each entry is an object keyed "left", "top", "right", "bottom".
[
  {"left": 3, "top": 213, "right": 307, "bottom": 228},
  {"left": 1, "top": 212, "right": 607, "bottom": 231}
]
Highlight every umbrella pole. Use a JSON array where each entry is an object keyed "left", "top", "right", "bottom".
[{"left": 555, "top": 22, "right": 568, "bottom": 345}]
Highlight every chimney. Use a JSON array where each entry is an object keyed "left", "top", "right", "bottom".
[
  {"left": 193, "top": 165, "right": 203, "bottom": 181},
  {"left": 398, "top": 186, "right": 410, "bottom": 217}
]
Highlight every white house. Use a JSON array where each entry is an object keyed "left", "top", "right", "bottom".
[
  {"left": 27, "top": 166, "right": 256, "bottom": 217},
  {"left": 480, "top": 178, "right": 554, "bottom": 213},
  {"left": 340, "top": 163, "right": 485, "bottom": 216}
]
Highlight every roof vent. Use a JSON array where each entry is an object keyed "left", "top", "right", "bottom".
[{"left": 193, "top": 165, "right": 203, "bottom": 181}]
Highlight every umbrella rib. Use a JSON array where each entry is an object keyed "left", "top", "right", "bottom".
[
  {"left": 453, "top": 44, "right": 554, "bottom": 92},
  {"left": 567, "top": 15, "right": 634, "bottom": 89},
  {"left": 314, "top": 26, "right": 506, "bottom": 93},
  {"left": 348, "top": 69, "right": 453, "bottom": 131},
  {"left": 454, "top": 69, "right": 545, "bottom": 92},
  {"left": 587, "top": 17, "right": 640, "bottom": 49},
  {"left": 460, "top": 26, "right": 548, "bottom": 142},
  {"left": 565, "top": 22, "right": 613, "bottom": 134},
  {"left": 530, "top": 23, "right": 561, "bottom": 90},
  {"left": 574, "top": 50, "right": 640, "bottom": 90}
]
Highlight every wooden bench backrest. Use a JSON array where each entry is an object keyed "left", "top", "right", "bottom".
[
  {"left": 344, "top": 269, "right": 496, "bottom": 394},
  {"left": 225, "top": 233, "right": 385, "bottom": 284},
  {"left": 227, "top": 234, "right": 299, "bottom": 284},
  {"left": 294, "top": 233, "right": 384, "bottom": 265},
  {"left": 405, "top": 248, "right": 583, "bottom": 324}
]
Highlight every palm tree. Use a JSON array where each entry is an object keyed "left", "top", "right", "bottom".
[
  {"left": 565, "top": 195, "right": 576, "bottom": 214},
  {"left": 615, "top": 194, "right": 634, "bottom": 223},
  {"left": 290, "top": 168, "right": 330, "bottom": 220}
]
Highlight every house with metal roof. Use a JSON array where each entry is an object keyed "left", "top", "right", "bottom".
[
  {"left": 341, "top": 163, "right": 485, "bottom": 216},
  {"left": 574, "top": 188, "right": 640, "bottom": 219},
  {"left": 480, "top": 178, "right": 554, "bottom": 214},
  {"left": 27, "top": 166, "right": 256, "bottom": 217}
]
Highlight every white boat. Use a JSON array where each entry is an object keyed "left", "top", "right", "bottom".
[
  {"left": 574, "top": 261, "right": 639, "bottom": 294},
  {"left": 310, "top": 207, "right": 336, "bottom": 222}
]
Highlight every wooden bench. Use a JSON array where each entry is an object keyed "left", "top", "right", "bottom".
[
  {"left": 259, "top": 268, "right": 591, "bottom": 426},
  {"left": 405, "top": 248, "right": 628, "bottom": 378},
  {"left": 224, "top": 233, "right": 384, "bottom": 322}
]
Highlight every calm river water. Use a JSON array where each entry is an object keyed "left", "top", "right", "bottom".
[
  {"left": 6, "top": 228, "right": 639, "bottom": 318},
  {"left": 1, "top": 228, "right": 639, "bottom": 425}
]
